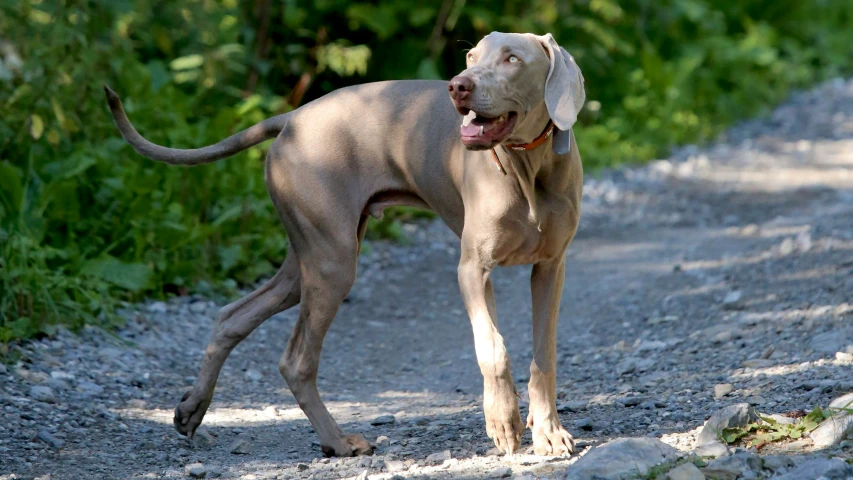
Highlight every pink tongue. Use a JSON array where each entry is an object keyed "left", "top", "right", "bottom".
[{"left": 461, "top": 124, "right": 481, "bottom": 137}]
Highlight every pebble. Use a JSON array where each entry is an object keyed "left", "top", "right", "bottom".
[
  {"left": 575, "top": 418, "right": 593, "bottom": 431},
  {"left": 194, "top": 426, "right": 216, "bottom": 449},
  {"left": 189, "top": 301, "right": 208, "bottom": 313},
  {"left": 37, "top": 429, "right": 64, "bottom": 449},
  {"left": 714, "top": 383, "right": 734, "bottom": 399},
  {"left": 761, "top": 455, "right": 795, "bottom": 472},
  {"left": 557, "top": 400, "right": 588, "bottom": 412},
  {"left": 371, "top": 414, "right": 396, "bottom": 425},
  {"left": 665, "top": 462, "right": 705, "bottom": 480},
  {"left": 376, "top": 435, "right": 391, "bottom": 447},
  {"left": 76, "top": 381, "right": 104, "bottom": 396},
  {"left": 29, "top": 385, "right": 57, "bottom": 404},
  {"left": 742, "top": 359, "right": 775, "bottom": 368},
  {"left": 229, "top": 439, "right": 252, "bottom": 455},
  {"left": 50, "top": 370, "right": 75, "bottom": 382},
  {"left": 185, "top": 462, "right": 207, "bottom": 478},
  {"left": 385, "top": 459, "right": 407, "bottom": 472},
  {"left": 615, "top": 357, "right": 654, "bottom": 376},
  {"left": 701, "top": 451, "right": 761, "bottom": 480},
  {"left": 489, "top": 466, "right": 512, "bottom": 478},
  {"left": 617, "top": 396, "right": 645, "bottom": 407},
  {"left": 425, "top": 449, "right": 451, "bottom": 465},
  {"left": 722, "top": 290, "right": 744, "bottom": 310}
]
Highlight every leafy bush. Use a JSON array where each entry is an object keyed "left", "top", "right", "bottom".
[{"left": 1, "top": 0, "right": 852, "bottom": 342}]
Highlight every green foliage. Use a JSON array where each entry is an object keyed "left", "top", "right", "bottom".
[
  {"left": 1, "top": 0, "right": 852, "bottom": 342},
  {"left": 720, "top": 408, "right": 829, "bottom": 448}
]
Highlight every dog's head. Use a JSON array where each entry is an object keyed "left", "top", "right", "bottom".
[{"left": 448, "top": 32, "right": 585, "bottom": 151}]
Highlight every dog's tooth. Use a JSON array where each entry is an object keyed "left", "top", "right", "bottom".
[
  {"left": 479, "top": 125, "right": 484, "bottom": 136},
  {"left": 462, "top": 110, "right": 476, "bottom": 126}
]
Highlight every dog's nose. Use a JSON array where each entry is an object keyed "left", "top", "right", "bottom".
[{"left": 448, "top": 75, "right": 474, "bottom": 101}]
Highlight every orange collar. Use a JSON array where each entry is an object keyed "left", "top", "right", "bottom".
[{"left": 488, "top": 120, "right": 555, "bottom": 175}]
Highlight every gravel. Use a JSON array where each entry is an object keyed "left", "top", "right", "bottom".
[{"left": 3, "top": 77, "right": 853, "bottom": 478}]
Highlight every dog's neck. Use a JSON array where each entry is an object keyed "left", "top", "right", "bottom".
[
  {"left": 488, "top": 120, "right": 554, "bottom": 174},
  {"left": 496, "top": 129, "right": 561, "bottom": 229}
]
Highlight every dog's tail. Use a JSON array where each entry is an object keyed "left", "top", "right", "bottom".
[{"left": 103, "top": 85, "right": 287, "bottom": 166}]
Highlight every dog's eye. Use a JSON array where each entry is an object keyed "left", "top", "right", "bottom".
[{"left": 508, "top": 55, "right": 519, "bottom": 63}]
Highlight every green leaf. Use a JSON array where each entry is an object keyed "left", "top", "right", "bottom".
[
  {"left": 6, "top": 84, "right": 33, "bottom": 107},
  {"left": 81, "top": 255, "right": 152, "bottom": 292},
  {"left": 30, "top": 114, "right": 44, "bottom": 140},
  {"left": 170, "top": 54, "right": 204, "bottom": 71},
  {"left": 749, "top": 430, "right": 787, "bottom": 447},
  {"left": 759, "top": 415, "right": 778, "bottom": 426},
  {"left": 51, "top": 97, "right": 66, "bottom": 126}
]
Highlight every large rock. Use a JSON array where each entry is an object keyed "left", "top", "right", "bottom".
[
  {"left": 564, "top": 438, "right": 680, "bottom": 480},
  {"left": 829, "top": 392, "right": 853, "bottom": 411},
  {"left": 773, "top": 458, "right": 853, "bottom": 480},
  {"left": 811, "top": 415, "right": 853, "bottom": 448},
  {"left": 811, "top": 392, "right": 853, "bottom": 448},
  {"left": 701, "top": 451, "right": 761, "bottom": 480},
  {"left": 695, "top": 403, "right": 758, "bottom": 448}
]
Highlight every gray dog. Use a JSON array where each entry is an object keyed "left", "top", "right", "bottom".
[{"left": 105, "top": 31, "right": 584, "bottom": 457}]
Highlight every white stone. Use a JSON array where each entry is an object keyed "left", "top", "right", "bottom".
[{"left": 564, "top": 438, "right": 679, "bottom": 480}]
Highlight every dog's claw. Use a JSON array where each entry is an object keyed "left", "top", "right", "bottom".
[{"left": 528, "top": 412, "right": 574, "bottom": 456}]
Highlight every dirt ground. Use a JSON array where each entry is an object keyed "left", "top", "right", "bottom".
[{"left": 3, "top": 77, "right": 853, "bottom": 479}]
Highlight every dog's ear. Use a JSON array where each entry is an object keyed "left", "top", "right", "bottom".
[{"left": 539, "top": 33, "right": 585, "bottom": 133}]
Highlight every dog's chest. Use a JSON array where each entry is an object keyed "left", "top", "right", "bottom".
[{"left": 496, "top": 195, "right": 577, "bottom": 266}]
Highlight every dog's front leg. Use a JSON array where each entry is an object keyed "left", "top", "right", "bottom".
[
  {"left": 527, "top": 258, "right": 574, "bottom": 455},
  {"left": 458, "top": 254, "right": 524, "bottom": 454}
]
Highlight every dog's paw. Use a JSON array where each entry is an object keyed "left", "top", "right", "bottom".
[
  {"left": 486, "top": 413, "right": 524, "bottom": 454},
  {"left": 320, "top": 433, "right": 375, "bottom": 457},
  {"left": 173, "top": 390, "right": 212, "bottom": 437},
  {"left": 527, "top": 413, "right": 574, "bottom": 456},
  {"left": 484, "top": 386, "right": 524, "bottom": 454}
]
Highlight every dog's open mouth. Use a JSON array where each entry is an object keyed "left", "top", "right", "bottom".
[{"left": 459, "top": 110, "right": 518, "bottom": 149}]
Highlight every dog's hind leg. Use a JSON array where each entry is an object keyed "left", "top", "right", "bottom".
[
  {"left": 174, "top": 253, "right": 301, "bottom": 437},
  {"left": 278, "top": 215, "right": 372, "bottom": 457}
]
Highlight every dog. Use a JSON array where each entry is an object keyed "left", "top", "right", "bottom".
[{"left": 105, "top": 31, "right": 584, "bottom": 457}]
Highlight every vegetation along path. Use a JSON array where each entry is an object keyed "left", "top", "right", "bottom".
[{"left": 3, "top": 78, "right": 853, "bottom": 479}]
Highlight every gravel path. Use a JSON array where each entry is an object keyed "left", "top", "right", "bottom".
[{"left": 3, "top": 78, "right": 853, "bottom": 479}]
